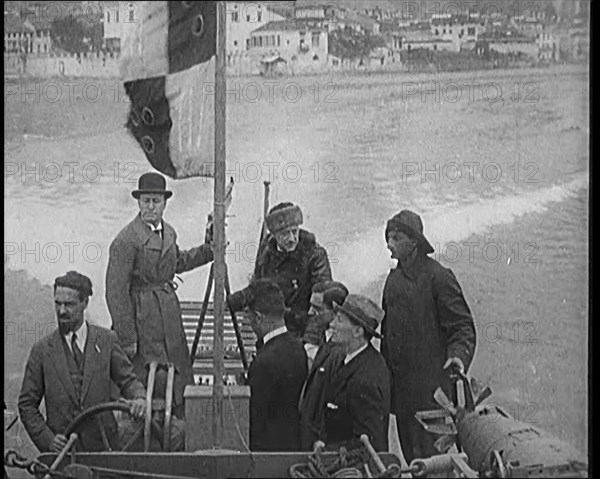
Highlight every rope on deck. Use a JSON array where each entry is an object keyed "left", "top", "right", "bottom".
[{"left": 289, "top": 445, "right": 403, "bottom": 478}]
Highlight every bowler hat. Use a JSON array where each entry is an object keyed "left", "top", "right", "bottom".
[
  {"left": 132, "top": 172, "right": 173, "bottom": 199},
  {"left": 333, "top": 294, "right": 384, "bottom": 339},
  {"left": 385, "top": 210, "right": 434, "bottom": 254}
]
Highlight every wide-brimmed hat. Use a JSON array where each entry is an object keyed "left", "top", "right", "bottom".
[
  {"left": 266, "top": 203, "right": 303, "bottom": 234},
  {"left": 385, "top": 209, "right": 434, "bottom": 254},
  {"left": 333, "top": 294, "right": 384, "bottom": 339},
  {"left": 132, "top": 172, "right": 173, "bottom": 199}
]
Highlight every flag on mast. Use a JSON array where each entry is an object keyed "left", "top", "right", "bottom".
[{"left": 121, "top": 1, "right": 217, "bottom": 179}]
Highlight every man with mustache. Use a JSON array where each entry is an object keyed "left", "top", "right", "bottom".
[
  {"left": 228, "top": 202, "right": 332, "bottom": 339},
  {"left": 298, "top": 280, "right": 348, "bottom": 450},
  {"left": 106, "top": 172, "right": 214, "bottom": 419},
  {"left": 18, "top": 271, "right": 146, "bottom": 453},
  {"left": 381, "top": 210, "right": 476, "bottom": 463},
  {"left": 302, "top": 280, "right": 349, "bottom": 371}
]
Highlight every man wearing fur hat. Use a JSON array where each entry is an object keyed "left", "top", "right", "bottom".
[
  {"left": 318, "top": 294, "right": 391, "bottom": 452},
  {"left": 106, "top": 172, "right": 214, "bottom": 418},
  {"left": 229, "top": 202, "right": 332, "bottom": 338},
  {"left": 381, "top": 210, "right": 476, "bottom": 463}
]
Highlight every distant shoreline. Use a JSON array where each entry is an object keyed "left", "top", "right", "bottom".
[{"left": 4, "top": 62, "right": 588, "bottom": 84}]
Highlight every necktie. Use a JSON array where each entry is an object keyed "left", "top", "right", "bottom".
[{"left": 71, "top": 332, "right": 84, "bottom": 370}]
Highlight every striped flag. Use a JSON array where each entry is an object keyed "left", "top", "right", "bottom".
[{"left": 121, "top": 1, "right": 216, "bottom": 179}]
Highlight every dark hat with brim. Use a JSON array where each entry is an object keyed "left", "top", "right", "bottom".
[
  {"left": 132, "top": 172, "right": 173, "bottom": 199},
  {"left": 385, "top": 209, "right": 434, "bottom": 254},
  {"left": 333, "top": 294, "right": 384, "bottom": 339}
]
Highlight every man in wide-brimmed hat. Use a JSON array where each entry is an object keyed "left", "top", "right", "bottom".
[
  {"left": 381, "top": 209, "right": 476, "bottom": 463},
  {"left": 317, "top": 294, "right": 391, "bottom": 452},
  {"left": 106, "top": 172, "right": 214, "bottom": 418},
  {"left": 228, "top": 202, "right": 332, "bottom": 339}
]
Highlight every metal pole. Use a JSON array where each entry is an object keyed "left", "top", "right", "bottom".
[{"left": 212, "top": 0, "right": 227, "bottom": 449}]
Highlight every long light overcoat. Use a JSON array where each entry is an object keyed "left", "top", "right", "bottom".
[{"left": 106, "top": 215, "right": 213, "bottom": 410}]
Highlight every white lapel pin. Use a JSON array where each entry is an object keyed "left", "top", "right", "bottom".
[
  {"left": 95, "top": 344, "right": 101, "bottom": 353},
  {"left": 327, "top": 403, "right": 338, "bottom": 410}
]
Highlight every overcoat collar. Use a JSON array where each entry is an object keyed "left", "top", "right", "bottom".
[{"left": 132, "top": 214, "right": 175, "bottom": 259}]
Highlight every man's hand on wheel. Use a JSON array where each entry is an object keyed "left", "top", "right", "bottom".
[
  {"left": 125, "top": 398, "right": 146, "bottom": 419},
  {"left": 50, "top": 434, "right": 69, "bottom": 452}
]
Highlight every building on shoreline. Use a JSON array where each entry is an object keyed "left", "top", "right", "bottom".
[{"left": 248, "top": 20, "right": 329, "bottom": 75}]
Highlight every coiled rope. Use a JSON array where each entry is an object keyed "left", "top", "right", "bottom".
[{"left": 289, "top": 445, "right": 403, "bottom": 478}]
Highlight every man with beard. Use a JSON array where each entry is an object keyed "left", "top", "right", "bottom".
[
  {"left": 106, "top": 172, "right": 214, "bottom": 419},
  {"left": 246, "top": 279, "right": 308, "bottom": 451},
  {"left": 381, "top": 210, "right": 476, "bottom": 463},
  {"left": 19, "top": 271, "right": 146, "bottom": 453},
  {"left": 228, "top": 202, "right": 332, "bottom": 339},
  {"left": 299, "top": 280, "right": 348, "bottom": 450}
]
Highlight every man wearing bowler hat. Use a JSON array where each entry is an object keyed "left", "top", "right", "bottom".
[
  {"left": 381, "top": 210, "right": 476, "bottom": 463},
  {"left": 317, "top": 294, "right": 391, "bottom": 452},
  {"left": 106, "top": 172, "right": 214, "bottom": 418},
  {"left": 228, "top": 202, "right": 332, "bottom": 339}
]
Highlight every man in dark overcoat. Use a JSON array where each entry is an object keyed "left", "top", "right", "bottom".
[
  {"left": 19, "top": 271, "right": 146, "bottom": 453},
  {"left": 320, "top": 294, "right": 391, "bottom": 452},
  {"left": 106, "top": 172, "right": 214, "bottom": 418},
  {"left": 246, "top": 279, "right": 308, "bottom": 451},
  {"left": 228, "top": 202, "right": 332, "bottom": 338},
  {"left": 381, "top": 210, "right": 477, "bottom": 463}
]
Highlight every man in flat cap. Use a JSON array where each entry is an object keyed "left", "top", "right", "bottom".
[
  {"left": 381, "top": 210, "right": 476, "bottom": 462},
  {"left": 229, "top": 202, "right": 332, "bottom": 339},
  {"left": 318, "top": 294, "right": 391, "bottom": 452},
  {"left": 18, "top": 272, "right": 146, "bottom": 453},
  {"left": 106, "top": 172, "right": 214, "bottom": 418}
]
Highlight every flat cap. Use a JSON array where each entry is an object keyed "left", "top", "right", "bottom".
[{"left": 54, "top": 271, "right": 93, "bottom": 298}]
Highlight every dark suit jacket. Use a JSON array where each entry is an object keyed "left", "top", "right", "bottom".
[
  {"left": 248, "top": 331, "right": 308, "bottom": 451},
  {"left": 18, "top": 324, "right": 146, "bottom": 452},
  {"left": 323, "top": 343, "right": 391, "bottom": 452},
  {"left": 299, "top": 341, "right": 345, "bottom": 451}
]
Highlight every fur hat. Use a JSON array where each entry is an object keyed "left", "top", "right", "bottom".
[{"left": 266, "top": 203, "right": 303, "bottom": 234}]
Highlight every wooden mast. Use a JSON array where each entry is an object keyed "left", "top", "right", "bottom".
[{"left": 212, "top": 0, "right": 227, "bottom": 448}]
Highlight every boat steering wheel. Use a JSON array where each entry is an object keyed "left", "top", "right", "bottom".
[{"left": 64, "top": 401, "right": 164, "bottom": 452}]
